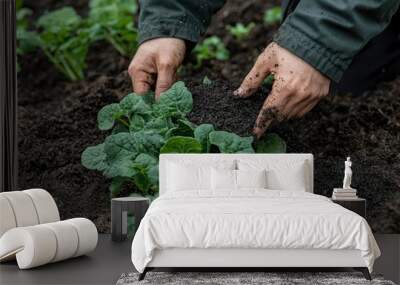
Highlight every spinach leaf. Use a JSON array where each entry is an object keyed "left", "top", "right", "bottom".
[
  {"left": 109, "top": 176, "right": 129, "bottom": 197},
  {"left": 209, "top": 131, "right": 254, "bottom": 153},
  {"left": 82, "top": 81, "right": 286, "bottom": 197},
  {"left": 194, "top": 124, "right": 215, "bottom": 152},
  {"left": 81, "top": 143, "right": 108, "bottom": 171},
  {"left": 120, "top": 93, "right": 151, "bottom": 115},
  {"left": 103, "top": 133, "right": 138, "bottom": 178},
  {"left": 155, "top": 81, "right": 193, "bottom": 117},
  {"left": 160, "top": 136, "right": 202, "bottom": 154},
  {"left": 255, "top": 133, "right": 287, "bottom": 153},
  {"left": 97, "top": 103, "right": 123, "bottom": 130}
]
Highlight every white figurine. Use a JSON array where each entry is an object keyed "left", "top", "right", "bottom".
[{"left": 342, "top": 157, "right": 353, "bottom": 189}]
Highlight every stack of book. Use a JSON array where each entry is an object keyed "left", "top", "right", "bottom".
[{"left": 332, "top": 188, "right": 358, "bottom": 200}]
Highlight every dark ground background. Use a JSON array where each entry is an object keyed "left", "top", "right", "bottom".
[{"left": 18, "top": 0, "right": 400, "bottom": 233}]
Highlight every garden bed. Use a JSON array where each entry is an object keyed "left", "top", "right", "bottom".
[{"left": 18, "top": 0, "right": 400, "bottom": 233}]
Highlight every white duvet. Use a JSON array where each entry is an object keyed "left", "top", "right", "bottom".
[{"left": 131, "top": 190, "right": 380, "bottom": 273}]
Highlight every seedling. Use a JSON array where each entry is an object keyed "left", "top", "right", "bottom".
[
  {"left": 82, "top": 81, "right": 286, "bottom": 197},
  {"left": 202, "top": 76, "right": 212, "bottom": 86},
  {"left": 264, "top": 7, "right": 282, "bottom": 25},
  {"left": 193, "top": 36, "right": 230, "bottom": 68},
  {"left": 36, "top": 7, "right": 91, "bottom": 81},
  {"left": 227, "top": 22, "right": 255, "bottom": 41},
  {"left": 88, "top": 0, "right": 138, "bottom": 56},
  {"left": 16, "top": 0, "right": 39, "bottom": 70}
]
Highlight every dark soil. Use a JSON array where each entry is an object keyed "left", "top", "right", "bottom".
[
  {"left": 187, "top": 79, "right": 400, "bottom": 233},
  {"left": 18, "top": 0, "right": 400, "bottom": 233}
]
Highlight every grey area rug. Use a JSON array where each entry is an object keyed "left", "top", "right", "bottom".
[{"left": 116, "top": 272, "right": 396, "bottom": 285}]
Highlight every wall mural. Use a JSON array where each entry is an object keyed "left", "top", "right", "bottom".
[{"left": 17, "top": 0, "right": 399, "bottom": 233}]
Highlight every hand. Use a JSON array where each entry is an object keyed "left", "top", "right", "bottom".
[
  {"left": 233, "top": 42, "right": 331, "bottom": 138},
  {"left": 128, "top": 37, "right": 186, "bottom": 100}
]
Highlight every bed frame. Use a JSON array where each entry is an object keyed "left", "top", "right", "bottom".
[
  {"left": 138, "top": 154, "right": 372, "bottom": 281},
  {"left": 140, "top": 248, "right": 370, "bottom": 280}
]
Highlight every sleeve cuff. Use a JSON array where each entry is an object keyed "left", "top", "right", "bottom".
[
  {"left": 273, "top": 22, "right": 350, "bottom": 82},
  {"left": 138, "top": 19, "right": 202, "bottom": 45}
]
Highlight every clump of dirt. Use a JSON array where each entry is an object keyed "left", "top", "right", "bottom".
[{"left": 187, "top": 80, "right": 266, "bottom": 135}]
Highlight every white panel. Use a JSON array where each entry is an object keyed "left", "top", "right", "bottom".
[
  {"left": 160, "top": 154, "right": 314, "bottom": 195},
  {"left": 148, "top": 248, "right": 365, "bottom": 268}
]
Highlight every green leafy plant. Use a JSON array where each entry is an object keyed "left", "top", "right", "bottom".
[
  {"left": 264, "top": 7, "right": 282, "bottom": 25},
  {"left": 88, "top": 0, "right": 138, "bottom": 56},
  {"left": 227, "top": 22, "right": 255, "bottom": 41},
  {"left": 193, "top": 36, "right": 230, "bottom": 68},
  {"left": 16, "top": 0, "right": 39, "bottom": 70},
  {"left": 36, "top": 7, "right": 92, "bottom": 81},
  {"left": 82, "top": 81, "right": 286, "bottom": 197},
  {"left": 255, "top": 133, "right": 286, "bottom": 153}
]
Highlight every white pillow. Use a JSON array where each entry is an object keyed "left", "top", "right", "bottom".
[
  {"left": 166, "top": 160, "right": 236, "bottom": 192},
  {"left": 236, "top": 169, "right": 267, "bottom": 189},
  {"left": 238, "top": 159, "right": 308, "bottom": 191},
  {"left": 211, "top": 168, "right": 236, "bottom": 190},
  {"left": 167, "top": 163, "right": 211, "bottom": 191},
  {"left": 266, "top": 162, "right": 307, "bottom": 191},
  {"left": 211, "top": 169, "right": 267, "bottom": 190}
]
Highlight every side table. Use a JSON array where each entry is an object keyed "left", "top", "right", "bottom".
[
  {"left": 331, "top": 197, "right": 366, "bottom": 218},
  {"left": 111, "top": 197, "right": 150, "bottom": 242}
]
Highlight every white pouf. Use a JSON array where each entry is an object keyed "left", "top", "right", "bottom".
[
  {"left": 66, "top": 218, "right": 98, "bottom": 257},
  {"left": 1, "top": 191, "right": 40, "bottom": 227},
  {"left": 0, "top": 196, "right": 17, "bottom": 237},
  {"left": 0, "top": 189, "right": 98, "bottom": 269},
  {"left": 23, "top": 188, "right": 60, "bottom": 224},
  {"left": 0, "top": 218, "right": 98, "bottom": 269},
  {"left": 42, "top": 221, "right": 79, "bottom": 262},
  {"left": 0, "top": 225, "right": 57, "bottom": 268}
]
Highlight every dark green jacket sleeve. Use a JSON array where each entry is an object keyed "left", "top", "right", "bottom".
[
  {"left": 274, "top": 0, "right": 400, "bottom": 82},
  {"left": 138, "top": 0, "right": 225, "bottom": 45}
]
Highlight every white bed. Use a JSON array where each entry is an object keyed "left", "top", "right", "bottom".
[{"left": 131, "top": 154, "right": 380, "bottom": 280}]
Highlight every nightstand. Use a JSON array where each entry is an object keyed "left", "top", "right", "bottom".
[
  {"left": 331, "top": 197, "right": 366, "bottom": 218},
  {"left": 111, "top": 197, "right": 150, "bottom": 242}
]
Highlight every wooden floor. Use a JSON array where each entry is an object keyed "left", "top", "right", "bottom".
[{"left": 0, "top": 234, "right": 398, "bottom": 285}]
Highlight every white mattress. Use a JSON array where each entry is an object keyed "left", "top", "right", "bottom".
[{"left": 131, "top": 190, "right": 380, "bottom": 273}]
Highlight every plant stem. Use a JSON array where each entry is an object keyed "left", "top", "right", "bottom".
[
  {"left": 65, "top": 53, "right": 84, "bottom": 80},
  {"left": 43, "top": 48, "right": 74, "bottom": 80},
  {"left": 117, "top": 118, "right": 130, "bottom": 127},
  {"left": 105, "top": 31, "right": 127, "bottom": 56},
  {"left": 59, "top": 54, "right": 78, "bottom": 81}
]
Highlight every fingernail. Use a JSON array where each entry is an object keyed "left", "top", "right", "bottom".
[{"left": 252, "top": 127, "right": 262, "bottom": 139}]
